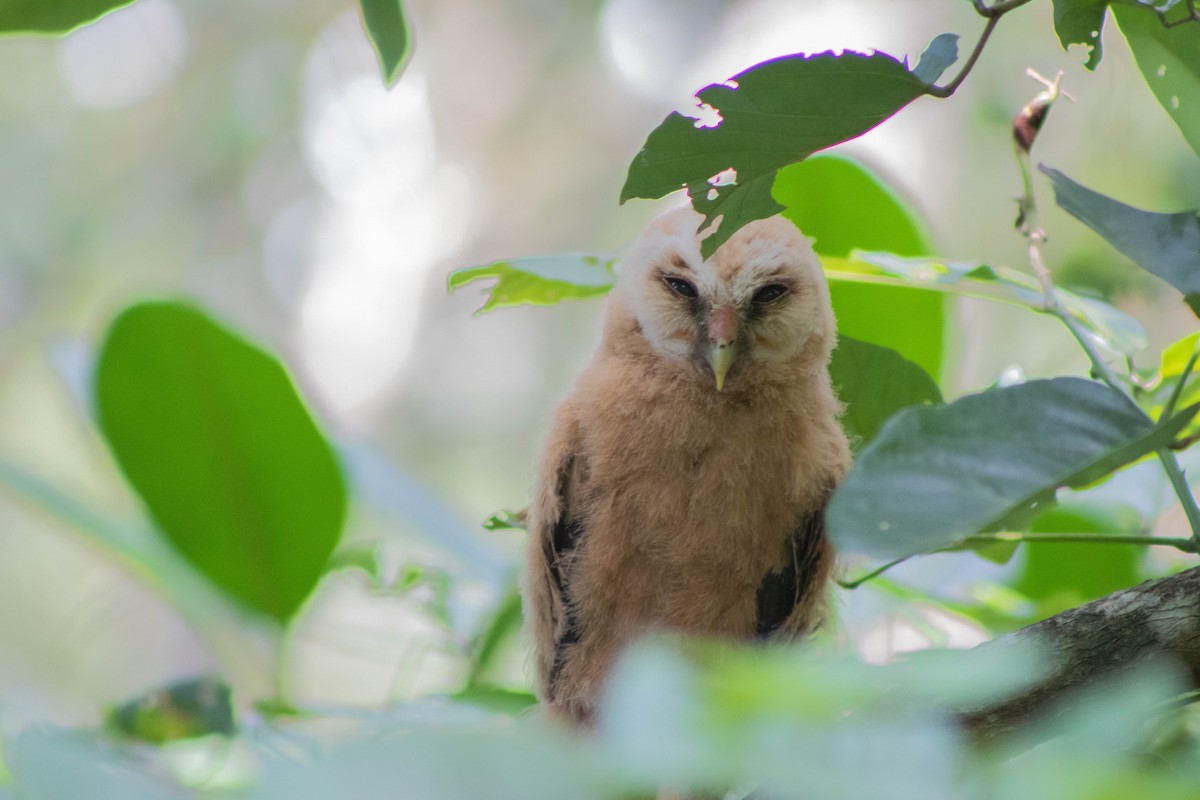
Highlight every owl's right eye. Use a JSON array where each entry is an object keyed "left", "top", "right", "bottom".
[{"left": 663, "top": 276, "right": 698, "bottom": 299}]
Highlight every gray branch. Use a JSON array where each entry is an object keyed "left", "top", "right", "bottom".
[{"left": 959, "top": 565, "right": 1200, "bottom": 745}]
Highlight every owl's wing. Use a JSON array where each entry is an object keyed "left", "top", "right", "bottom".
[
  {"left": 756, "top": 486, "right": 836, "bottom": 639},
  {"left": 524, "top": 417, "right": 587, "bottom": 704}
]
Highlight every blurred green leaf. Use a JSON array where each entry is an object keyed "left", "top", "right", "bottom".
[
  {"left": 1041, "top": 166, "right": 1200, "bottom": 317},
  {"left": 774, "top": 154, "right": 947, "bottom": 379},
  {"left": 0, "top": 0, "right": 137, "bottom": 34},
  {"left": 450, "top": 686, "right": 537, "bottom": 716},
  {"left": 482, "top": 508, "right": 527, "bottom": 531},
  {"left": 95, "top": 301, "right": 346, "bottom": 623},
  {"left": 1114, "top": 2, "right": 1200, "bottom": 157},
  {"left": 358, "top": 0, "right": 411, "bottom": 87},
  {"left": 448, "top": 254, "right": 616, "bottom": 314},
  {"left": 621, "top": 37, "right": 956, "bottom": 258},
  {"left": 324, "top": 544, "right": 381, "bottom": 581},
  {"left": 831, "top": 252, "right": 1148, "bottom": 355},
  {"left": 106, "top": 677, "right": 234, "bottom": 744},
  {"left": 1014, "top": 503, "right": 1143, "bottom": 620},
  {"left": 9, "top": 727, "right": 188, "bottom": 799},
  {"left": 828, "top": 377, "right": 1198, "bottom": 561},
  {"left": 829, "top": 336, "right": 942, "bottom": 450},
  {"left": 466, "top": 587, "right": 524, "bottom": 688}
]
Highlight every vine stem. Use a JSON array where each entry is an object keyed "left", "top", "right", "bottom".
[
  {"left": 927, "top": 0, "right": 1038, "bottom": 99},
  {"left": 839, "top": 531, "right": 1196, "bottom": 589},
  {"left": 1014, "top": 75, "right": 1200, "bottom": 552}
]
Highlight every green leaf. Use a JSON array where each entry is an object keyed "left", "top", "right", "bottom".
[
  {"left": 829, "top": 336, "right": 942, "bottom": 451},
  {"left": 912, "top": 33, "right": 961, "bottom": 85},
  {"left": 828, "top": 377, "right": 1199, "bottom": 561},
  {"left": 448, "top": 254, "right": 616, "bottom": 314},
  {"left": 774, "top": 154, "right": 945, "bottom": 379},
  {"left": 358, "top": 0, "right": 411, "bottom": 87},
  {"left": 832, "top": 252, "right": 1148, "bottom": 356},
  {"left": 466, "top": 587, "right": 524, "bottom": 688},
  {"left": 106, "top": 677, "right": 234, "bottom": 744},
  {"left": 1114, "top": 2, "right": 1200, "bottom": 158},
  {"left": 483, "top": 508, "right": 527, "bottom": 531},
  {"left": 620, "top": 38, "right": 956, "bottom": 259},
  {"left": 95, "top": 301, "right": 347, "bottom": 623},
  {"left": 0, "top": 0, "right": 137, "bottom": 34},
  {"left": 1051, "top": 0, "right": 1114, "bottom": 70},
  {"left": 1041, "top": 165, "right": 1200, "bottom": 317}
]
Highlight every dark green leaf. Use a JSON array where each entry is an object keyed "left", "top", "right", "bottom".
[
  {"left": 1041, "top": 165, "right": 1200, "bottom": 316},
  {"left": 621, "top": 39, "right": 955, "bottom": 258},
  {"left": 829, "top": 336, "right": 942, "bottom": 451},
  {"left": 774, "top": 155, "right": 945, "bottom": 379},
  {"left": 358, "top": 0, "right": 411, "bottom": 87},
  {"left": 106, "top": 677, "right": 234, "bottom": 744},
  {"left": 828, "top": 377, "right": 1199, "bottom": 561},
  {"left": 1114, "top": 2, "right": 1200, "bottom": 157},
  {"left": 1050, "top": 0, "right": 1114, "bottom": 70},
  {"left": 95, "top": 301, "right": 347, "bottom": 623},
  {"left": 0, "top": 0, "right": 136, "bottom": 34},
  {"left": 448, "top": 254, "right": 616, "bottom": 313}
]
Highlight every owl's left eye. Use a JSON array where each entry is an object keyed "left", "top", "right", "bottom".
[{"left": 752, "top": 283, "right": 789, "bottom": 304}]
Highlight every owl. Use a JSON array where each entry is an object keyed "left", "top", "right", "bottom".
[{"left": 523, "top": 206, "right": 851, "bottom": 725}]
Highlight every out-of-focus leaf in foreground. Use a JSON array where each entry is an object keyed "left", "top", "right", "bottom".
[
  {"left": 95, "top": 301, "right": 346, "bottom": 623},
  {"left": 830, "top": 336, "right": 942, "bottom": 450},
  {"left": 829, "top": 377, "right": 1198, "bottom": 561}
]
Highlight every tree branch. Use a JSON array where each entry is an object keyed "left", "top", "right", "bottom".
[{"left": 958, "top": 565, "right": 1200, "bottom": 745}]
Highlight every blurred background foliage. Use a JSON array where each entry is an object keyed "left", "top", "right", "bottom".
[{"left": 1, "top": 0, "right": 1200, "bottom": 796}]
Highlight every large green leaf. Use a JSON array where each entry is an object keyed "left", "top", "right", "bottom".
[
  {"left": 0, "top": 0, "right": 136, "bottom": 34},
  {"left": 95, "top": 301, "right": 346, "bottom": 623},
  {"left": 1041, "top": 166, "right": 1200, "bottom": 317},
  {"left": 1114, "top": 2, "right": 1200, "bottom": 158},
  {"left": 828, "top": 377, "right": 1198, "bottom": 561},
  {"left": 620, "top": 35, "right": 957, "bottom": 259},
  {"left": 448, "top": 254, "right": 616, "bottom": 314},
  {"left": 358, "top": 0, "right": 411, "bottom": 88},
  {"left": 774, "top": 155, "right": 946, "bottom": 379},
  {"left": 829, "top": 336, "right": 942, "bottom": 451}
]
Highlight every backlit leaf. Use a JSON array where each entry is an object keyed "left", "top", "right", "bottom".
[
  {"left": 448, "top": 254, "right": 616, "bottom": 314},
  {"left": 829, "top": 336, "right": 942, "bottom": 450},
  {"left": 0, "top": 0, "right": 136, "bottom": 34},
  {"left": 95, "top": 301, "right": 346, "bottom": 623}
]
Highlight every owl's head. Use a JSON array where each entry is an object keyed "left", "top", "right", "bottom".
[{"left": 612, "top": 206, "right": 835, "bottom": 392}]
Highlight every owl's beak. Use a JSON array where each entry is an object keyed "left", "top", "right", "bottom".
[{"left": 707, "top": 305, "right": 739, "bottom": 391}]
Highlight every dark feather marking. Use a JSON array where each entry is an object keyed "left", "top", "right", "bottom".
[
  {"left": 755, "top": 490, "right": 832, "bottom": 639},
  {"left": 546, "top": 458, "right": 585, "bottom": 700}
]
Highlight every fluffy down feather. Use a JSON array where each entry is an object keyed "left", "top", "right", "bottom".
[{"left": 523, "top": 207, "right": 851, "bottom": 724}]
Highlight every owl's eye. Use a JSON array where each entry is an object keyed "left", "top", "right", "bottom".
[
  {"left": 752, "top": 283, "right": 789, "bottom": 304},
  {"left": 663, "top": 276, "right": 698, "bottom": 299}
]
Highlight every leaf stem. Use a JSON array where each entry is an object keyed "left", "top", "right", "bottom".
[
  {"left": 927, "top": 15, "right": 1001, "bottom": 98},
  {"left": 838, "top": 530, "right": 1197, "bottom": 588},
  {"left": 1014, "top": 79, "right": 1200, "bottom": 551},
  {"left": 1158, "top": 0, "right": 1199, "bottom": 28},
  {"left": 972, "top": 0, "right": 1038, "bottom": 17}
]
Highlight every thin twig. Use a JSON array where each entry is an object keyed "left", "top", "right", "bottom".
[
  {"left": 1158, "top": 0, "right": 1199, "bottom": 28},
  {"left": 838, "top": 530, "right": 1197, "bottom": 589},
  {"left": 972, "top": 0, "right": 1038, "bottom": 18}
]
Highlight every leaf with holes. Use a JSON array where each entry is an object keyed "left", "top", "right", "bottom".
[
  {"left": 95, "top": 301, "right": 346, "bottom": 623},
  {"left": 1041, "top": 166, "right": 1200, "bottom": 317},
  {"left": 0, "top": 0, "right": 137, "bottom": 33},
  {"left": 620, "top": 35, "right": 957, "bottom": 259},
  {"left": 448, "top": 254, "right": 617, "bottom": 313},
  {"left": 1114, "top": 1, "right": 1200, "bottom": 157},
  {"left": 828, "top": 377, "right": 1198, "bottom": 561}
]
